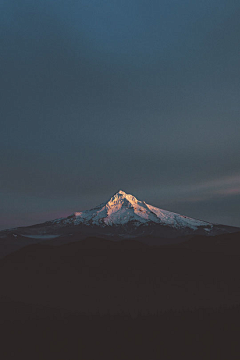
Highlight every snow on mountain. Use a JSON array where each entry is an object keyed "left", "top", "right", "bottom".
[
  {"left": 1, "top": 190, "right": 239, "bottom": 251},
  {"left": 52, "top": 190, "right": 211, "bottom": 231}
]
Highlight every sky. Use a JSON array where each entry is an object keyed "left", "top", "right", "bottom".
[{"left": 1, "top": 0, "right": 240, "bottom": 229}]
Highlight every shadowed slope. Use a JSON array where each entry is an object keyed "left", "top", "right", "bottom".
[{"left": 1, "top": 235, "right": 240, "bottom": 315}]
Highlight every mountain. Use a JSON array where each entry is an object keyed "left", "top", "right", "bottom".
[
  {"left": 53, "top": 190, "right": 213, "bottom": 229},
  {"left": 0, "top": 191, "right": 239, "bottom": 249},
  {"left": 1, "top": 191, "right": 240, "bottom": 358}
]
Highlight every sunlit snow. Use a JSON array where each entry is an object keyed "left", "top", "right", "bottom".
[{"left": 52, "top": 190, "right": 211, "bottom": 230}]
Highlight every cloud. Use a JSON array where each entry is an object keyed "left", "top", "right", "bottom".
[{"left": 217, "top": 187, "right": 240, "bottom": 196}]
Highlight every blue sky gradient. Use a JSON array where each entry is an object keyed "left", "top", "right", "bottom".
[{"left": 1, "top": 0, "right": 240, "bottom": 229}]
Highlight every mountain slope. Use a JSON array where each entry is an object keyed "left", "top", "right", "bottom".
[
  {"left": 53, "top": 190, "right": 211, "bottom": 230},
  {"left": 1, "top": 191, "right": 239, "bottom": 246}
]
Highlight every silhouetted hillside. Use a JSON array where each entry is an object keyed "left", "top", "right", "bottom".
[
  {"left": 2, "top": 235, "right": 240, "bottom": 314},
  {"left": 1, "top": 234, "right": 240, "bottom": 359},
  {"left": 181, "top": 231, "right": 240, "bottom": 254},
  {"left": 1, "top": 298, "right": 240, "bottom": 360}
]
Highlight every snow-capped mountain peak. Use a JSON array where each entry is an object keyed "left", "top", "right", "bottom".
[
  {"left": 103, "top": 190, "right": 150, "bottom": 225},
  {"left": 71, "top": 190, "right": 149, "bottom": 226},
  {"left": 106, "top": 190, "right": 145, "bottom": 209},
  {"left": 56, "top": 190, "right": 211, "bottom": 230},
  {"left": 2, "top": 190, "right": 239, "bottom": 244}
]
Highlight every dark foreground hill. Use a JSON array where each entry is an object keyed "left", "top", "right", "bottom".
[
  {"left": 1, "top": 234, "right": 240, "bottom": 313},
  {"left": 1, "top": 298, "right": 240, "bottom": 360},
  {"left": 1, "top": 233, "right": 240, "bottom": 359}
]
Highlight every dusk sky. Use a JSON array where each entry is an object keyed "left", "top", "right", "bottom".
[{"left": 1, "top": 0, "right": 240, "bottom": 230}]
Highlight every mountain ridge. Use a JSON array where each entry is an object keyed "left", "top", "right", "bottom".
[
  {"left": 1, "top": 190, "right": 239, "bottom": 242},
  {"left": 49, "top": 190, "right": 213, "bottom": 230}
]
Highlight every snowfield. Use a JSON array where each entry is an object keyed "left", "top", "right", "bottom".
[{"left": 52, "top": 190, "right": 212, "bottom": 231}]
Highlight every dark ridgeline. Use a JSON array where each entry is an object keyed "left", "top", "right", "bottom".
[
  {"left": 1, "top": 232, "right": 240, "bottom": 359},
  {"left": 2, "top": 191, "right": 239, "bottom": 241},
  {"left": 1, "top": 190, "right": 239, "bottom": 260}
]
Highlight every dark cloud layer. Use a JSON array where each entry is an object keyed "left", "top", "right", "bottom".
[{"left": 1, "top": 0, "right": 240, "bottom": 229}]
